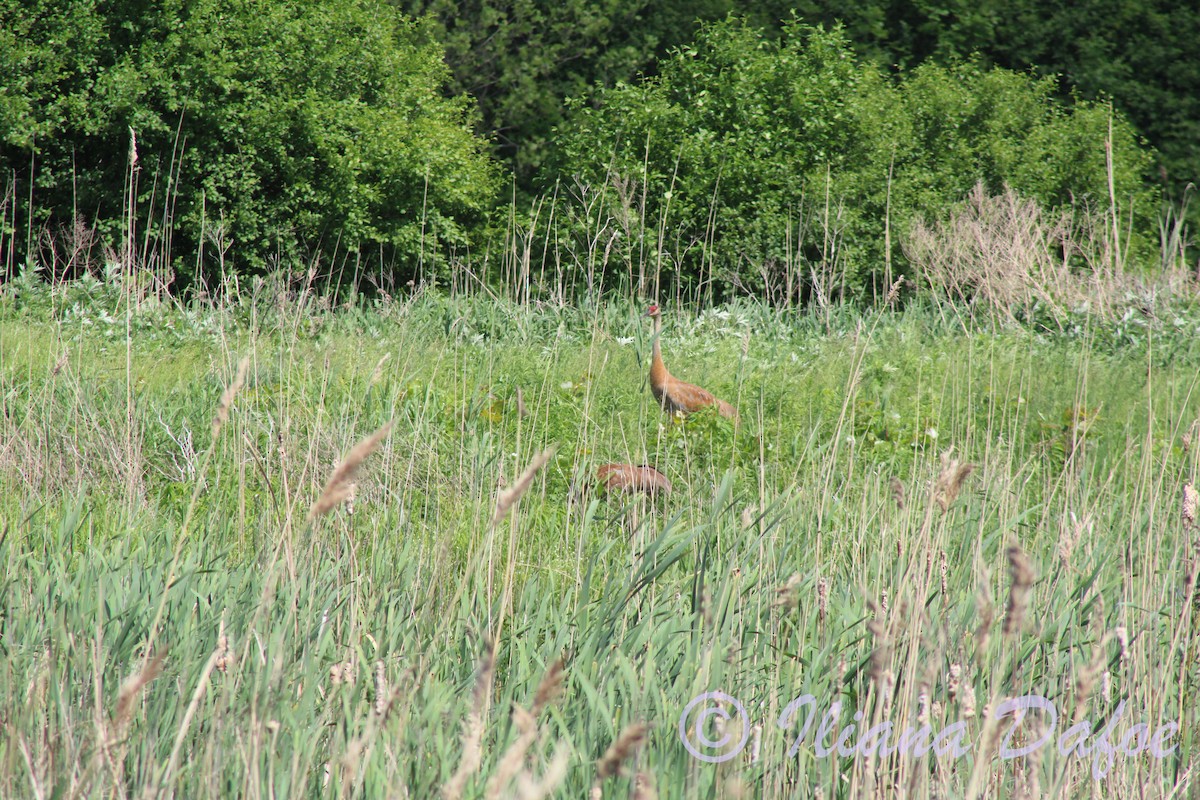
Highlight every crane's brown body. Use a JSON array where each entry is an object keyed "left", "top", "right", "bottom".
[
  {"left": 646, "top": 306, "right": 738, "bottom": 421},
  {"left": 596, "top": 464, "right": 673, "bottom": 495}
]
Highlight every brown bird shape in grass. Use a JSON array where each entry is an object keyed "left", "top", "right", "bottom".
[
  {"left": 646, "top": 304, "right": 738, "bottom": 422},
  {"left": 595, "top": 463, "right": 673, "bottom": 496}
]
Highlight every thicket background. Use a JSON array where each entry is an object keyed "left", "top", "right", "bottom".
[{"left": 1, "top": 0, "right": 1196, "bottom": 298}]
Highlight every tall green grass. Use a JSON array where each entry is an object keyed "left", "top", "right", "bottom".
[{"left": 1, "top": 277, "right": 1198, "bottom": 797}]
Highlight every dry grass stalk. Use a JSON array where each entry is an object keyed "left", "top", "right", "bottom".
[
  {"left": 307, "top": 420, "right": 394, "bottom": 521},
  {"left": 442, "top": 637, "right": 497, "bottom": 800},
  {"left": 1184, "top": 482, "right": 1198, "bottom": 528},
  {"left": 211, "top": 356, "right": 250, "bottom": 441},
  {"left": 939, "top": 550, "right": 949, "bottom": 598},
  {"left": 1003, "top": 545, "right": 1036, "bottom": 636},
  {"left": 531, "top": 657, "right": 565, "bottom": 716},
  {"left": 933, "top": 450, "right": 975, "bottom": 512},
  {"left": 493, "top": 446, "right": 557, "bottom": 526},
  {"left": 595, "top": 722, "right": 648, "bottom": 780}
]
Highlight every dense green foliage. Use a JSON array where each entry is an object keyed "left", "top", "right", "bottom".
[
  {"left": 397, "top": 0, "right": 732, "bottom": 182},
  {"left": 752, "top": 0, "right": 1200, "bottom": 201},
  {"left": 557, "top": 21, "right": 1154, "bottom": 298},
  {"left": 0, "top": 0, "right": 499, "bottom": 284},
  {"left": 1, "top": 283, "right": 1198, "bottom": 795}
]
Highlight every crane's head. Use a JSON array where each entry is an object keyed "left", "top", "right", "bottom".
[{"left": 645, "top": 304, "right": 661, "bottom": 318}]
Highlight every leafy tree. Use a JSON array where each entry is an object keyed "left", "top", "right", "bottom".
[
  {"left": 0, "top": 0, "right": 499, "bottom": 285},
  {"left": 557, "top": 19, "right": 1155, "bottom": 299},
  {"left": 397, "top": 0, "right": 737, "bottom": 184}
]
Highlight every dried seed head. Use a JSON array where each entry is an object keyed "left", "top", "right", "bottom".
[
  {"left": 214, "top": 618, "right": 232, "bottom": 674},
  {"left": 933, "top": 450, "right": 975, "bottom": 512},
  {"left": 939, "top": 549, "right": 949, "bottom": 598},
  {"left": 890, "top": 476, "right": 905, "bottom": 510},
  {"left": 1183, "top": 483, "right": 1198, "bottom": 529},
  {"left": 493, "top": 447, "right": 557, "bottom": 526},
  {"left": 115, "top": 651, "right": 165, "bottom": 730},
  {"left": 369, "top": 353, "right": 391, "bottom": 386},
  {"left": 211, "top": 356, "right": 250, "bottom": 441},
  {"left": 773, "top": 573, "right": 803, "bottom": 610},
  {"left": 975, "top": 583, "right": 995, "bottom": 655},
  {"left": 516, "top": 386, "right": 528, "bottom": 418},
  {"left": 632, "top": 772, "right": 657, "bottom": 800},
  {"left": 817, "top": 577, "right": 829, "bottom": 621},
  {"left": 532, "top": 657, "right": 566, "bottom": 716},
  {"left": 308, "top": 421, "right": 394, "bottom": 521},
  {"left": 596, "top": 723, "right": 648, "bottom": 780},
  {"left": 1058, "top": 512, "right": 1088, "bottom": 568},
  {"left": 1003, "top": 544, "right": 1036, "bottom": 636}
]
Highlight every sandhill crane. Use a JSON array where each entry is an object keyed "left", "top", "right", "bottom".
[
  {"left": 595, "top": 463, "right": 673, "bottom": 496},
  {"left": 646, "top": 304, "right": 738, "bottom": 421}
]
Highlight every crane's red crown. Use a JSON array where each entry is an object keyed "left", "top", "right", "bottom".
[{"left": 646, "top": 304, "right": 660, "bottom": 316}]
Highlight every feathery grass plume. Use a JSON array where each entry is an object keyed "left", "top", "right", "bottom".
[
  {"left": 516, "top": 386, "right": 528, "bottom": 418},
  {"left": 595, "top": 722, "right": 648, "bottom": 780},
  {"left": 531, "top": 657, "right": 565, "bottom": 716},
  {"left": 485, "top": 705, "right": 538, "bottom": 799},
  {"left": 114, "top": 651, "right": 165, "bottom": 731},
  {"left": 933, "top": 449, "right": 975, "bottom": 512},
  {"left": 1058, "top": 512, "right": 1087, "bottom": 568},
  {"left": 889, "top": 476, "right": 905, "bottom": 510},
  {"left": 816, "top": 577, "right": 829, "bottom": 621},
  {"left": 368, "top": 352, "right": 390, "bottom": 386},
  {"left": 307, "top": 421, "right": 394, "bottom": 522},
  {"left": 442, "top": 636, "right": 496, "bottom": 800},
  {"left": 1003, "top": 545, "right": 1036, "bottom": 636},
  {"left": 211, "top": 356, "right": 250, "bottom": 441},
  {"left": 1184, "top": 482, "right": 1198, "bottom": 528},
  {"left": 493, "top": 446, "right": 557, "bottom": 526}
]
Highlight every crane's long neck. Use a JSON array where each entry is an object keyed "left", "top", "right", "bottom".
[{"left": 649, "top": 315, "right": 668, "bottom": 384}]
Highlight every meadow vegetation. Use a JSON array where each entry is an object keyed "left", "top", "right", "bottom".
[
  {"left": 2, "top": 1, "right": 1200, "bottom": 797},
  {"left": 1, "top": 266, "right": 1198, "bottom": 796}
]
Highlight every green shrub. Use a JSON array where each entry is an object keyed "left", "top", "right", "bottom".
[
  {"left": 0, "top": 0, "right": 500, "bottom": 285},
  {"left": 556, "top": 18, "right": 1156, "bottom": 300}
]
